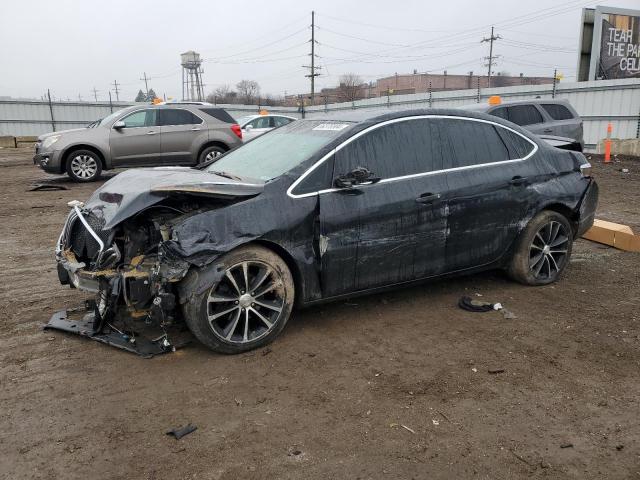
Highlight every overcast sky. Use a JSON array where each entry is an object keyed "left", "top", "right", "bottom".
[{"left": 0, "top": 0, "right": 638, "bottom": 101}]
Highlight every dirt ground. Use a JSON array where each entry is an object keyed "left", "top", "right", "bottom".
[{"left": 0, "top": 148, "right": 639, "bottom": 480}]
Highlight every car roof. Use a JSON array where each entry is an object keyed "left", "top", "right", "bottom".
[{"left": 461, "top": 98, "right": 572, "bottom": 112}]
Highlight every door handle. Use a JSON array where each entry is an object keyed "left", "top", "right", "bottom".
[
  {"left": 509, "top": 176, "right": 528, "bottom": 186},
  {"left": 146, "top": 131, "right": 157, "bottom": 135},
  {"left": 416, "top": 192, "right": 441, "bottom": 204},
  {"left": 543, "top": 128, "right": 553, "bottom": 133},
  {"left": 191, "top": 127, "right": 201, "bottom": 131}
]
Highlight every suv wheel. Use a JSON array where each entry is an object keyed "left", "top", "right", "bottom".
[
  {"left": 181, "top": 245, "right": 295, "bottom": 354},
  {"left": 508, "top": 210, "right": 573, "bottom": 285},
  {"left": 199, "top": 145, "right": 226, "bottom": 164},
  {"left": 66, "top": 150, "right": 102, "bottom": 182}
]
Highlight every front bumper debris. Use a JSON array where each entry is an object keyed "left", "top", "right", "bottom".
[{"left": 44, "top": 305, "right": 192, "bottom": 358}]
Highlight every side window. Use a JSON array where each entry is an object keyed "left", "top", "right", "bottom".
[
  {"left": 120, "top": 109, "right": 156, "bottom": 128},
  {"left": 540, "top": 104, "right": 575, "bottom": 121},
  {"left": 274, "top": 117, "right": 293, "bottom": 127},
  {"left": 505, "top": 105, "right": 544, "bottom": 126},
  {"left": 490, "top": 107, "right": 508, "bottom": 120},
  {"left": 294, "top": 156, "right": 335, "bottom": 194},
  {"left": 250, "top": 117, "right": 272, "bottom": 129},
  {"left": 160, "top": 109, "right": 202, "bottom": 126},
  {"left": 495, "top": 127, "right": 535, "bottom": 159},
  {"left": 439, "top": 119, "right": 509, "bottom": 168},
  {"left": 334, "top": 119, "right": 441, "bottom": 180}
]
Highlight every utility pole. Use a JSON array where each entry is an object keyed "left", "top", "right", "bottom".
[
  {"left": 141, "top": 72, "right": 149, "bottom": 98},
  {"left": 112, "top": 80, "right": 120, "bottom": 101},
  {"left": 303, "top": 11, "right": 320, "bottom": 105},
  {"left": 92, "top": 87, "right": 99, "bottom": 102},
  {"left": 481, "top": 26, "right": 501, "bottom": 88},
  {"left": 78, "top": 93, "right": 82, "bottom": 102}
]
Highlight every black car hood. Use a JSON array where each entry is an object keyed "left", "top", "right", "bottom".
[{"left": 84, "top": 167, "right": 264, "bottom": 229}]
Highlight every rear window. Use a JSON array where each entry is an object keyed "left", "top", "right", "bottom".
[
  {"left": 199, "top": 108, "right": 236, "bottom": 124},
  {"left": 159, "top": 109, "right": 202, "bottom": 126},
  {"left": 496, "top": 128, "right": 535, "bottom": 159},
  {"left": 540, "top": 104, "right": 575, "bottom": 121}
]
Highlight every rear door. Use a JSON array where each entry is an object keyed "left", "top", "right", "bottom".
[
  {"left": 438, "top": 118, "right": 536, "bottom": 271},
  {"left": 158, "top": 108, "right": 205, "bottom": 165},
  {"left": 109, "top": 109, "right": 160, "bottom": 166},
  {"left": 318, "top": 118, "right": 449, "bottom": 296},
  {"left": 539, "top": 103, "right": 583, "bottom": 143}
]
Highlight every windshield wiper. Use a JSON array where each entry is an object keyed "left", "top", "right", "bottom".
[{"left": 210, "top": 170, "right": 242, "bottom": 181}]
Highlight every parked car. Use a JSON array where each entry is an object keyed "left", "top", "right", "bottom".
[
  {"left": 236, "top": 114, "right": 296, "bottom": 141},
  {"left": 52, "top": 109, "right": 597, "bottom": 354},
  {"left": 33, "top": 104, "right": 243, "bottom": 182},
  {"left": 462, "top": 99, "right": 584, "bottom": 151}
]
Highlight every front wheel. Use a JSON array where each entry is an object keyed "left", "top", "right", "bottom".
[
  {"left": 66, "top": 149, "right": 102, "bottom": 182},
  {"left": 508, "top": 210, "right": 573, "bottom": 285},
  {"left": 181, "top": 245, "right": 295, "bottom": 354}
]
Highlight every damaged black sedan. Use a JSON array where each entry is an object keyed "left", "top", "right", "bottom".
[{"left": 53, "top": 109, "right": 598, "bottom": 354}]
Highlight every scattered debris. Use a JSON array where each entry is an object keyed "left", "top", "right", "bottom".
[
  {"left": 509, "top": 449, "right": 534, "bottom": 467},
  {"left": 262, "top": 347, "right": 272, "bottom": 356},
  {"left": 621, "top": 168, "right": 629, "bottom": 173},
  {"left": 471, "top": 367, "right": 478, "bottom": 373},
  {"left": 234, "top": 398, "right": 243, "bottom": 406},
  {"left": 458, "top": 296, "right": 495, "bottom": 312},
  {"left": 288, "top": 448, "right": 303, "bottom": 456},
  {"left": 432, "top": 419, "right": 440, "bottom": 426},
  {"left": 437, "top": 411, "right": 452, "bottom": 423},
  {"left": 166, "top": 424, "right": 197, "bottom": 440},
  {"left": 560, "top": 443, "right": 573, "bottom": 449},
  {"left": 28, "top": 184, "right": 67, "bottom": 191},
  {"left": 31, "top": 205, "right": 54, "bottom": 209},
  {"left": 616, "top": 444, "right": 624, "bottom": 451},
  {"left": 488, "top": 368, "right": 505, "bottom": 374},
  {"left": 401, "top": 424, "right": 416, "bottom": 434}
]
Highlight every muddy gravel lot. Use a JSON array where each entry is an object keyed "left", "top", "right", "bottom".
[{"left": 1, "top": 148, "right": 639, "bottom": 479}]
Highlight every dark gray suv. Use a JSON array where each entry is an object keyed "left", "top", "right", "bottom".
[
  {"left": 463, "top": 99, "right": 584, "bottom": 151},
  {"left": 33, "top": 104, "right": 243, "bottom": 182}
]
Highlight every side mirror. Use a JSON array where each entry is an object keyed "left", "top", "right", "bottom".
[
  {"left": 244, "top": 124, "right": 253, "bottom": 131},
  {"left": 334, "top": 167, "right": 381, "bottom": 189},
  {"left": 113, "top": 120, "right": 126, "bottom": 129}
]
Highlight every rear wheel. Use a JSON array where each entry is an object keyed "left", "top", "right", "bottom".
[
  {"left": 508, "top": 210, "right": 573, "bottom": 285},
  {"left": 198, "top": 145, "right": 226, "bottom": 164},
  {"left": 66, "top": 149, "right": 102, "bottom": 182},
  {"left": 182, "top": 245, "right": 295, "bottom": 354}
]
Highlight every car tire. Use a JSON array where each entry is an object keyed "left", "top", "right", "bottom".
[
  {"left": 65, "top": 149, "right": 102, "bottom": 182},
  {"left": 508, "top": 210, "right": 573, "bottom": 286},
  {"left": 181, "top": 245, "right": 295, "bottom": 354},
  {"left": 198, "top": 145, "right": 227, "bottom": 164}
]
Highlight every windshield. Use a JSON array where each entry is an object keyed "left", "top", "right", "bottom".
[
  {"left": 98, "top": 108, "right": 130, "bottom": 126},
  {"left": 207, "top": 120, "right": 354, "bottom": 181}
]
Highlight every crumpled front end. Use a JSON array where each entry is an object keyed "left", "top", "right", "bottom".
[{"left": 51, "top": 201, "right": 192, "bottom": 355}]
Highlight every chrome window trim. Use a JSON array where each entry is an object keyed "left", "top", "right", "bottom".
[{"left": 286, "top": 114, "right": 538, "bottom": 199}]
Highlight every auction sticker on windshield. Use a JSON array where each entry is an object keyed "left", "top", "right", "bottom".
[{"left": 312, "top": 123, "right": 350, "bottom": 131}]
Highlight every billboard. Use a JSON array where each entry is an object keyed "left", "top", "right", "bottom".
[{"left": 577, "top": 6, "right": 640, "bottom": 81}]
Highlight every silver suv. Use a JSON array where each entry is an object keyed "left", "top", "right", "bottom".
[
  {"left": 34, "top": 104, "right": 243, "bottom": 182},
  {"left": 463, "top": 99, "right": 584, "bottom": 151}
]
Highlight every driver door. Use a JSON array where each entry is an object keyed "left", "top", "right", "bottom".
[
  {"left": 109, "top": 109, "right": 161, "bottom": 166},
  {"left": 318, "top": 118, "right": 448, "bottom": 297}
]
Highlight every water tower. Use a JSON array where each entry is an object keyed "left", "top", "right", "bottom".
[{"left": 181, "top": 50, "right": 205, "bottom": 101}]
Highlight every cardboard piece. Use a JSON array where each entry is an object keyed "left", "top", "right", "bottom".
[{"left": 582, "top": 219, "right": 640, "bottom": 252}]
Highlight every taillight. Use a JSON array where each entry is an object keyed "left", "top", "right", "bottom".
[{"left": 231, "top": 124, "right": 242, "bottom": 140}]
